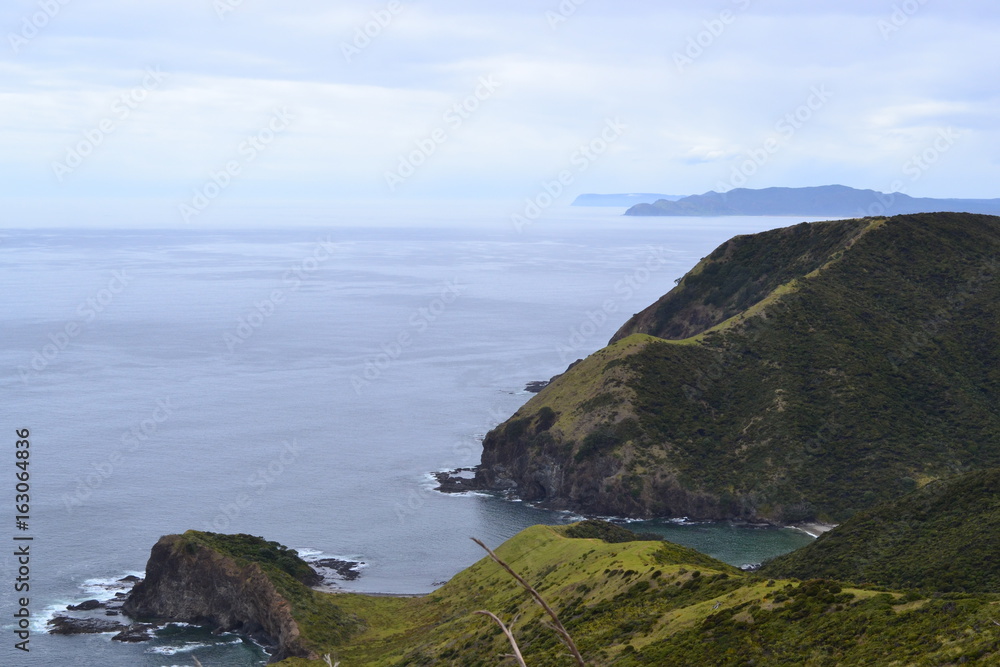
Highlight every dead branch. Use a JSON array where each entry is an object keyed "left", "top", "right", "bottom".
[
  {"left": 472, "top": 537, "right": 586, "bottom": 666},
  {"left": 475, "top": 610, "right": 529, "bottom": 667}
]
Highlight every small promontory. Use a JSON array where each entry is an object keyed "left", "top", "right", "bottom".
[{"left": 122, "top": 531, "right": 361, "bottom": 663}]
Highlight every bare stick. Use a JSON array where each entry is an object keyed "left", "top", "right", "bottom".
[
  {"left": 472, "top": 537, "right": 586, "bottom": 666},
  {"left": 475, "top": 610, "right": 529, "bottom": 667}
]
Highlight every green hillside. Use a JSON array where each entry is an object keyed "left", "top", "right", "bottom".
[
  {"left": 761, "top": 468, "right": 1000, "bottom": 593},
  {"left": 269, "top": 522, "right": 1000, "bottom": 666},
  {"left": 475, "top": 213, "right": 1000, "bottom": 522}
]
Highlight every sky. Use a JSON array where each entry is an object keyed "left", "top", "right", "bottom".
[{"left": 1, "top": 0, "right": 998, "bottom": 227}]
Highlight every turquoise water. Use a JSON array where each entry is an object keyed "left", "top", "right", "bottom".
[{"left": 630, "top": 520, "right": 815, "bottom": 568}]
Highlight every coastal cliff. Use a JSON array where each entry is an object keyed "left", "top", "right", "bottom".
[
  {"left": 474, "top": 213, "right": 1000, "bottom": 522},
  {"left": 123, "top": 532, "right": 360, "bottom": 663}
]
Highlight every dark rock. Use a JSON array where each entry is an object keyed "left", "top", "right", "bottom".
[
  {"left": 433, "top": 468, "right": 484, "bottom": 494},
  {"left": 312, "top": 558, "right": 365, "bottom": 582},
  {"left": 524, "top": 380, "right": 549, "bottom": 393},
  {"left": 112, "top": 624, "right": 157, "bottom": 643},
  {"left": 48, "top": 616, "right": 127, "bottom": 635},
  {"left": 66, "top": 599, "right": 104, "bottom": 611},
  {"left": 118, "top": 575, "right": 142, "bottom": 584}
]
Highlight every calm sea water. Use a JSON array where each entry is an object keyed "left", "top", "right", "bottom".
[{"left": 0, "top": 210, "right": 817, "bottom": 666}]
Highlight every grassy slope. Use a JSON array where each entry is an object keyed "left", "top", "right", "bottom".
[
  {"left": 481, "top": 213, "right": 1000, "bottom": 521},
  {"left": 761, "top": 468, "right": 1000, "bottom": 593},
  {"left": 273, "top": 523, "right": 1000, "bottom": 666}
]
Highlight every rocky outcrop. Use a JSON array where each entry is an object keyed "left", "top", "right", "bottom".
[
  {"left": 123, "top": 533, "right": 320, "bottom": 663},
  {"left": 48, "top": 616, "right": 127, "bottom": 635}
]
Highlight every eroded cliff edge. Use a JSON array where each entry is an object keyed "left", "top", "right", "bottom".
[{"left": 122, "top": 532, "right": 361, "bottom": 663}]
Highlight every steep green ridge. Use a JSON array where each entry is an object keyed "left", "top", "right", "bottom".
[
  {"left": 273, "top": 523, "right": 1000, "bottom": 666},
  {"left": 611, "top": 218, "right": 872, "bottom": 341},
  {"left": 761, "top": 468, "right": 1000, "bottom": 593},
  {"left": 476, "top": 213, "right": 1000, "bottom": 522}
]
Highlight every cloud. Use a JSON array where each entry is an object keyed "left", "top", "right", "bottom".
[{"left": 1, "top": 0, "right": 998, "bottom": 225}]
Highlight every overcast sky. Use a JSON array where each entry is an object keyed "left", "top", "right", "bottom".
[{"left": 1, "top": 0, "right": 998, "bottom": 226}]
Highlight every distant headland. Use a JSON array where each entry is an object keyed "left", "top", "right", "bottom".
[{"left": 623, "top": 184, "right": 1000, "bottom": 217}]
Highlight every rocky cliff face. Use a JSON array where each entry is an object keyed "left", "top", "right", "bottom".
[{"left": 123, "top": 533, "right": 318, "bottom": 663}]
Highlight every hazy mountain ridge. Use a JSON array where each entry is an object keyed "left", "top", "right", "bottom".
[
  {"left": 625, "top": 185, "right": 1000, "bottom": 217},
  {"left": 475, "top": 212, "right": 1000, "bottom": 523}
]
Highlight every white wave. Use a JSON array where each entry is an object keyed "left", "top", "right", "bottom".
[
  {"left": 80, "top": 570, "right": 144, "bottom": 599},
  {"left": 31, "top": 600, "right": 80, "bottom": 634},
  {"left": 294, "top": 548, "right": 368, "bottom": 570},
  {"left": 147, "top": 638, "right": 242, "bottom": 655}
]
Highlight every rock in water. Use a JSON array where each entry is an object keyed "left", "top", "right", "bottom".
[
  {"left": 112, "top": 624, "right": 157, "bottom": 643},
  {"left": 48, "top": 616, "right": 127, "bottom": 635},
  {"left": 122, "top": 532, "right": 320, "bottom": 663},
  {"left": 66, "top": 599, "right": 104, "bottom": 611}
]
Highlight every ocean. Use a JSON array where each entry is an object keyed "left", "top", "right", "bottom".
[{"left": 0, "top": 209, "right": 819, "bottom": 666}]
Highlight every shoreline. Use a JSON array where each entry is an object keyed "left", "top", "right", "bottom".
[{"left": 789, "top": 522, "right": 838, "bottom": 538}]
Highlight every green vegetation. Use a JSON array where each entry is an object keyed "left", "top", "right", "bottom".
[
  {"left": 762, "top": 468, "right": 1000, "bottom": 593},
  {"left": 178, "top": 531, "right": 318, "bottom": 584},
  {"left": 612, "top": 218, "right": 872, "bottom": 341},
  {"left": 563, "top": 520, "right": 662, "bottom": 544},
  {"left": 480, "top": 213, "right": 1000, "bottom": 522},
  {"left": 268, "top": 522, "right": 1000, "bottom": 666}
]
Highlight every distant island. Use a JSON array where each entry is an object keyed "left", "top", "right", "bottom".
[
  {"left": 625, "top": 184, "right": 1000, "bottom": 217},
  {"left": 572, "top": 193, "right": 686, "bottom": 206}
]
